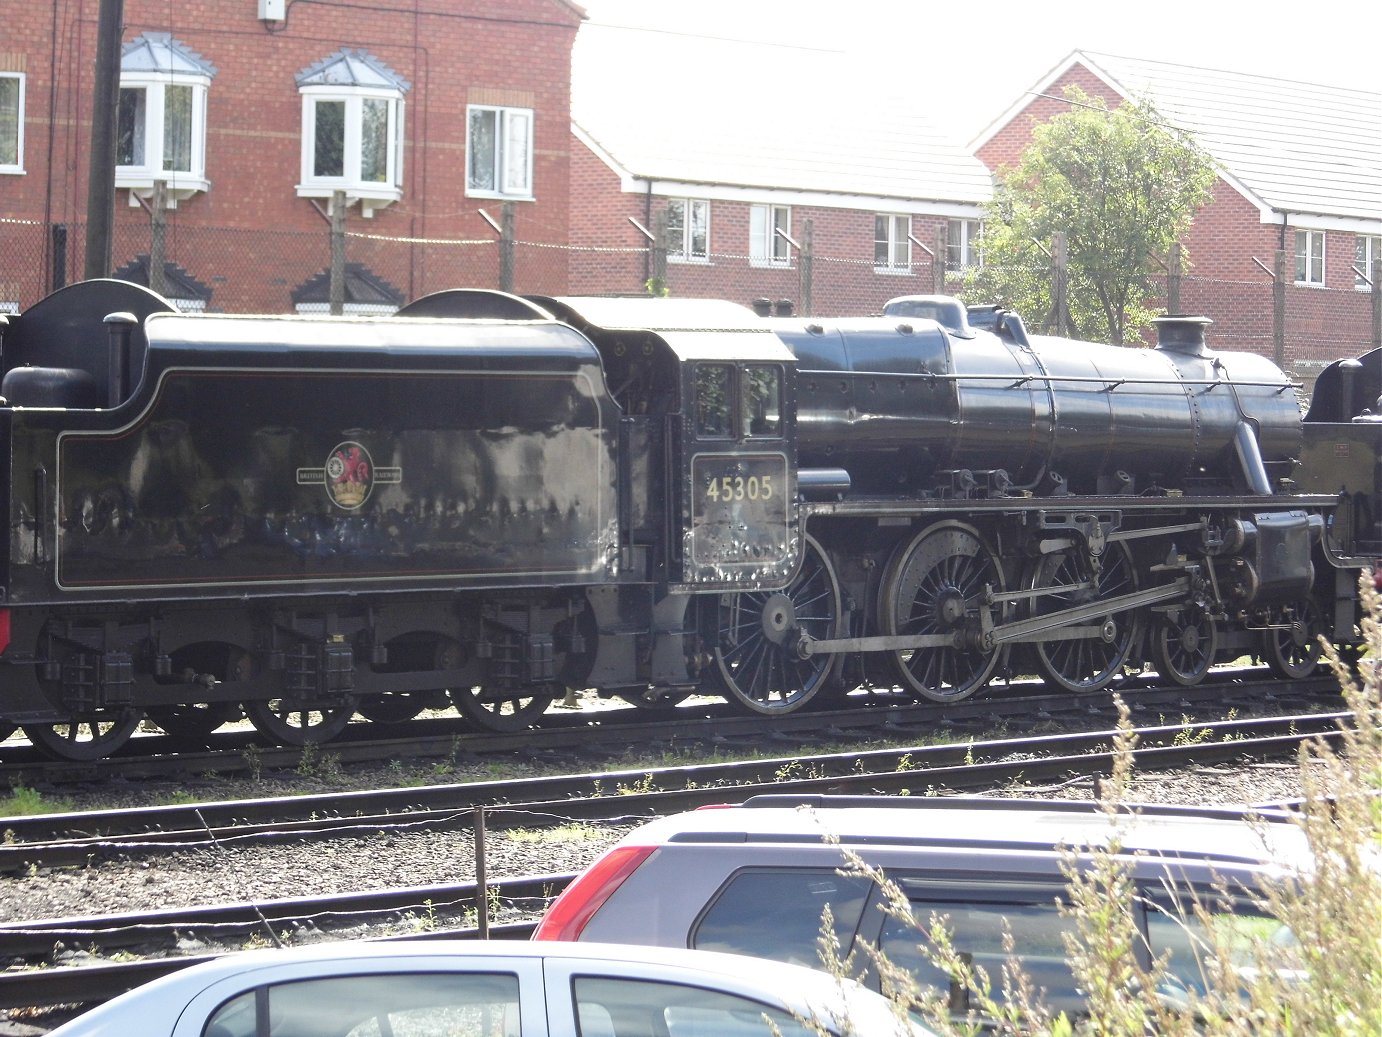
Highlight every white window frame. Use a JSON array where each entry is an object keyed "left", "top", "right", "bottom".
[
  {"left": 1294, "top": 229, "right": 1325, "bottom": 286},
  {"left": 0, "top": 72, "right": 24, "bottom": 174},
  {"left": 465, "top": 105, "right": 533, "bottom": 200},
  {"left": 298, "top": 86, "right": 405, "bottom": 214},
  {"left": 666, "top": 198, "right": 710, "bottom": 263},
  {"left": 875, "top": 214, "right": 911, "bottom": 274},
  {"left": 947, "top": 218, "right": 983, "bottom": 269},
  {"left": 1355, "top": 235, "right": 1381, "bottom": 291},
  {"left": 750, "top": 204, "right": 791, "bottom": 268},
  {"left": 115, "top": 69, "right": 211, "bottom": 200}
]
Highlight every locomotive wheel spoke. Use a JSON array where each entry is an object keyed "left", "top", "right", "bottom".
[
  {"left": 243, "top": 696, "right": 356, "bottom": 746},
  {"left": 1151, "top": 607, "right": 1219, "bottom": 686},
  {"left": 1029, "top": 543, "right": 1141, "bottom": 694},
  {"left": 449, "top": 686, "right": 555, "bottom": 732},
  {"left": 22, "top": 712, "right": 142, "bottom": 762},
  {"left": 1261, "top": 599, "right": 1323, "bottom": 679},
  {"left": 148, "top": 702, "right": 241, "bottom": 741},
  {"left": 883, "top": 523, "right": 1003, "bottom": 703},
  {"left": 710, "top": 534, "right": 842, "bottom": 715}
]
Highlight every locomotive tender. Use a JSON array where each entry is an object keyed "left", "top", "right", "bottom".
[{"left": 0, "top": 280, "right": 1375, "bottom": 760}]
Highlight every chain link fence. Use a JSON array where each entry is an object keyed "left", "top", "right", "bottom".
[{"left": 3, "top": 213, "right": 1377, "bottom": 395}]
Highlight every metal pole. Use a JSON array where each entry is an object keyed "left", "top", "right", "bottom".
[
  {"left": 499, "top": 202, "right": 514, "bottom": 293},
  {"left": 330, "top": 191, "right": 346, "bottom": 316},
  {"left": 1273, "top": 249, "right": 1286, "bottom": 367},
  {"left": 149, "top": 180, "right": 168, "bottom": 298},
  {"left": 84, "top": 0, "right": 125, "bottom": 281}
]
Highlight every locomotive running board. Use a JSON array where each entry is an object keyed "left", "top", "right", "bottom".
[{"left": 797, "top": 577, "right": 1191, "bottom": 656}]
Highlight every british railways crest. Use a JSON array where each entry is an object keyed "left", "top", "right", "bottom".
[{"left": 296, "top": 442, "right": 403, "bottom": 510}]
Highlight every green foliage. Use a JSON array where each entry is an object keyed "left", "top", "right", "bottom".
[
  {"left": 0, "top": 786, "right": 73, "bottom": 817},
  {"left": 967, "top": 87, "right": 1216, "bottom": 345},
  {"left": 819, "top": 571, "right": 1380, "bottom": 1036}
]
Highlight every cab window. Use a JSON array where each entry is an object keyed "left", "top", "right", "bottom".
[
  {"left": 695, "top": 364, "right": 732, "bottom": 439},
  {"left": 743, "top": 365, "right": 782, "bottom": 437}
]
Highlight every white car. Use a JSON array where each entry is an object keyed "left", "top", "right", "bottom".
[{"left": 46, "top": 939, "right": 928, "bottom": 1037}]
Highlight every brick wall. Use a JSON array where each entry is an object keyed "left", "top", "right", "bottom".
[
  {"left": 1, "top": 0, "right": 581, "bottom": 310},
  {"left": 976, "top": 64, "right": 1378, "bottom": 368}
]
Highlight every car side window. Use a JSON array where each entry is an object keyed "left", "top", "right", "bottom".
[
  {"left": 743, "top": 365, "right": 782, "bottom": 437},
  {"left": 203, "top": 972, "right": 520, "bottom": 1037},
  {"left": 573, "top": 976, "right": 826, "bottom": 1037},
  {"left": 1143, "top": 898, "right": 1299, "bottom": 998},
  {"left": 881, "top": 897, "right": 1083, "bottom": 1017},
  {"left": 691, "top": 868, "right": 874, "bottom": 966}
]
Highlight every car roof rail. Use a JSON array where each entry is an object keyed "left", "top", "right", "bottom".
[{"left": 738, "top": 794, "right": 1300, "bottom": 825}]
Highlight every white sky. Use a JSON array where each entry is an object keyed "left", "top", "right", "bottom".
[{"left": 577, "top": 0, "right": 1382, "bottom": 142}]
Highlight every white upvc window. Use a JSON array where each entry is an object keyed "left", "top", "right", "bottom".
[
  {"left": 466, "top": 105, "right": 533, "bottom": 199},
  {"left": 947, "top": 218, "right": 983, "bottom": 269},
  {"left": 1, "top": 72, "right": 24, "bottom": 173},
  {"left": 750, "top": 204, "right": 791, "bottom": 267},
  {"left": 875, "top": 213, "right": 911, "bottom": 273},
  {"left": 666, "top": 198, "right": 709, "bottom": 262},
  {"left": 1355, "top": 235, "right": 1381, "bottom": 290},
  {"left": 116, "top": 34, "right": 214, "bottom": 203},
  {"left": 1294, "top": 229, "right": 1325, "bottom": 285},
  {"left": 296, "top": 50, "right": 408, "bottom": 216}
]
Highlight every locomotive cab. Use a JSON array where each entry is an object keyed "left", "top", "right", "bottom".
[{"left": 530, "top": 296, "right": 802, "bottom": 591}]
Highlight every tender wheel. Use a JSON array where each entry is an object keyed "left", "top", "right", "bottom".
[
  {"left": 148, "top": 702, "right": 241, "bottom": 740},
  {"left": 1028, "top": 542, "right": 1142, "bottom": 693},
  {"left": 23, "top": 712, "right": 142, "bottom": 761},
  {"left": 882, "top": 522, "right": 1004, "bottom": 702},
  {"left": 449, "top": 686, "right": 555, "bottom": 732},
  {"left": 1261, "top": 599, "right": 1323, "bottom": 679},
  {"left": 708, "top": 533, "right": 842, "bottom": 715},
  {"left": 356, "top": 693, "right": 431, "bottom": 724},
  {"left": 1152, "top": 606, "right": 1219, "bottom": 686},
  {"left": 243, "top": 695, "right": 356, "bottom": 746}
]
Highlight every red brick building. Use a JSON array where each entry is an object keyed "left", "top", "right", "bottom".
[
  {"left": 1, "top": 0, "right": 584, "bottom": 312},
  {"left": 972, "top": 51, "right": 1382, "bottom": 375},
  {"left": 566, "top": 21, "right": 994, "bottom": 315}
]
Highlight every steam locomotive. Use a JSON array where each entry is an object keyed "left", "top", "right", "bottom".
[{"left": 0, "top": 280, "right": 1376, "bottom": 760}]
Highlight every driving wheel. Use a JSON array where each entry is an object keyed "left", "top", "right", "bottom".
[
  {"left": 881, "top": 522, "right": 1004, "bottom": 702},
  {"left": 708, "top": 534, "right": 842, "bottom": 715},
  {"left": 1028, "top": 542, "right": 1142, "bottom": 693}
]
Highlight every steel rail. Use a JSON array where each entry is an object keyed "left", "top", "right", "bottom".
[{"left": 0, "top": 704, "right": 1345, "bottom": 873}]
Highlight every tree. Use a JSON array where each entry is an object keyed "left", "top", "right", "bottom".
[{"left": 968, "top": 87, "right": 1216, "bottom": 345}]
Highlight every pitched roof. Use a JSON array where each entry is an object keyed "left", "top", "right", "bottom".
[
  {"left": 572, "top": 23, "right": 992, "bottom": 211},
  {"left": 976, "top": 50, "right": 1382, "bottom": 231}
]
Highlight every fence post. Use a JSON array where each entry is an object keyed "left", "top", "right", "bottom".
[
  {"left": 1372, "top": 265, "right": 1381, "bottom": 350},
  {"left": 149, "top": 181, "right": 168, "bottom": 298},
  {"left": 934, "top": 227, "right": 947, "bottom": 295},
  {"left": 800, "top": 219, "right": 813, "bottom": 317},
  {"left": 1052, "top": 231, "right": 1069, "bottom": 337},
  {"left": 50, "top": 224, "right": 68, "bottom": 293},
  {"left": 652, "top": 209, "right": 669, "bottom": 295},
  {"left": 500, "top": 202, "right": 515, "bottom": 293},
  {"left": 1167, "top": 242, "right": 1182, "bottom": 314},
  {"left": 330, "top": 191, "right": 347, "bottom": 316},
  {"left": 1273, "top": 248, "right": 1286, "bottom": 367}
]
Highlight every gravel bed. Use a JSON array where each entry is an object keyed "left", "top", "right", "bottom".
[{"left": 0, "top": 756, "right": 1309, "bottom": 925}]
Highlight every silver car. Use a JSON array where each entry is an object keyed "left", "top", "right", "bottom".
[
  {"left": 45, "top": 939, "right": 927, "bottom": 1037},
  {"left": 535, "top": 795, "right": 1308, "bottom": 1016}
]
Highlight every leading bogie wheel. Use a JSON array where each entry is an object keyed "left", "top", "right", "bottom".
[
  {"left": 882, "top": 522, "right": 1005, "bottom": 702},
  {"left": 243, "top": 695, "right": 356, "bottom": 746},
  {"left": 709, "top": 533, "right": 843, "bottom": 715},
  {"left": 23, "top": 711, "right": 143, "bottom": 761},
  {"left": 1028, "top": 542, "right": 1142, "bottom": 694},
  {"left": 1151, "top": 606, "right": 1219, "bottom": 686}
]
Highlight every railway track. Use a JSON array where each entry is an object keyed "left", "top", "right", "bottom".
[
  {"left": 0, "top": 701, "right": 1347, "bottom": 1018},
  {"left": 0, "top": 668, "right": 1351, "bottom": 1023},
  {"left": 0, "top": 666, "right": 1341, "bottom": 787}
]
